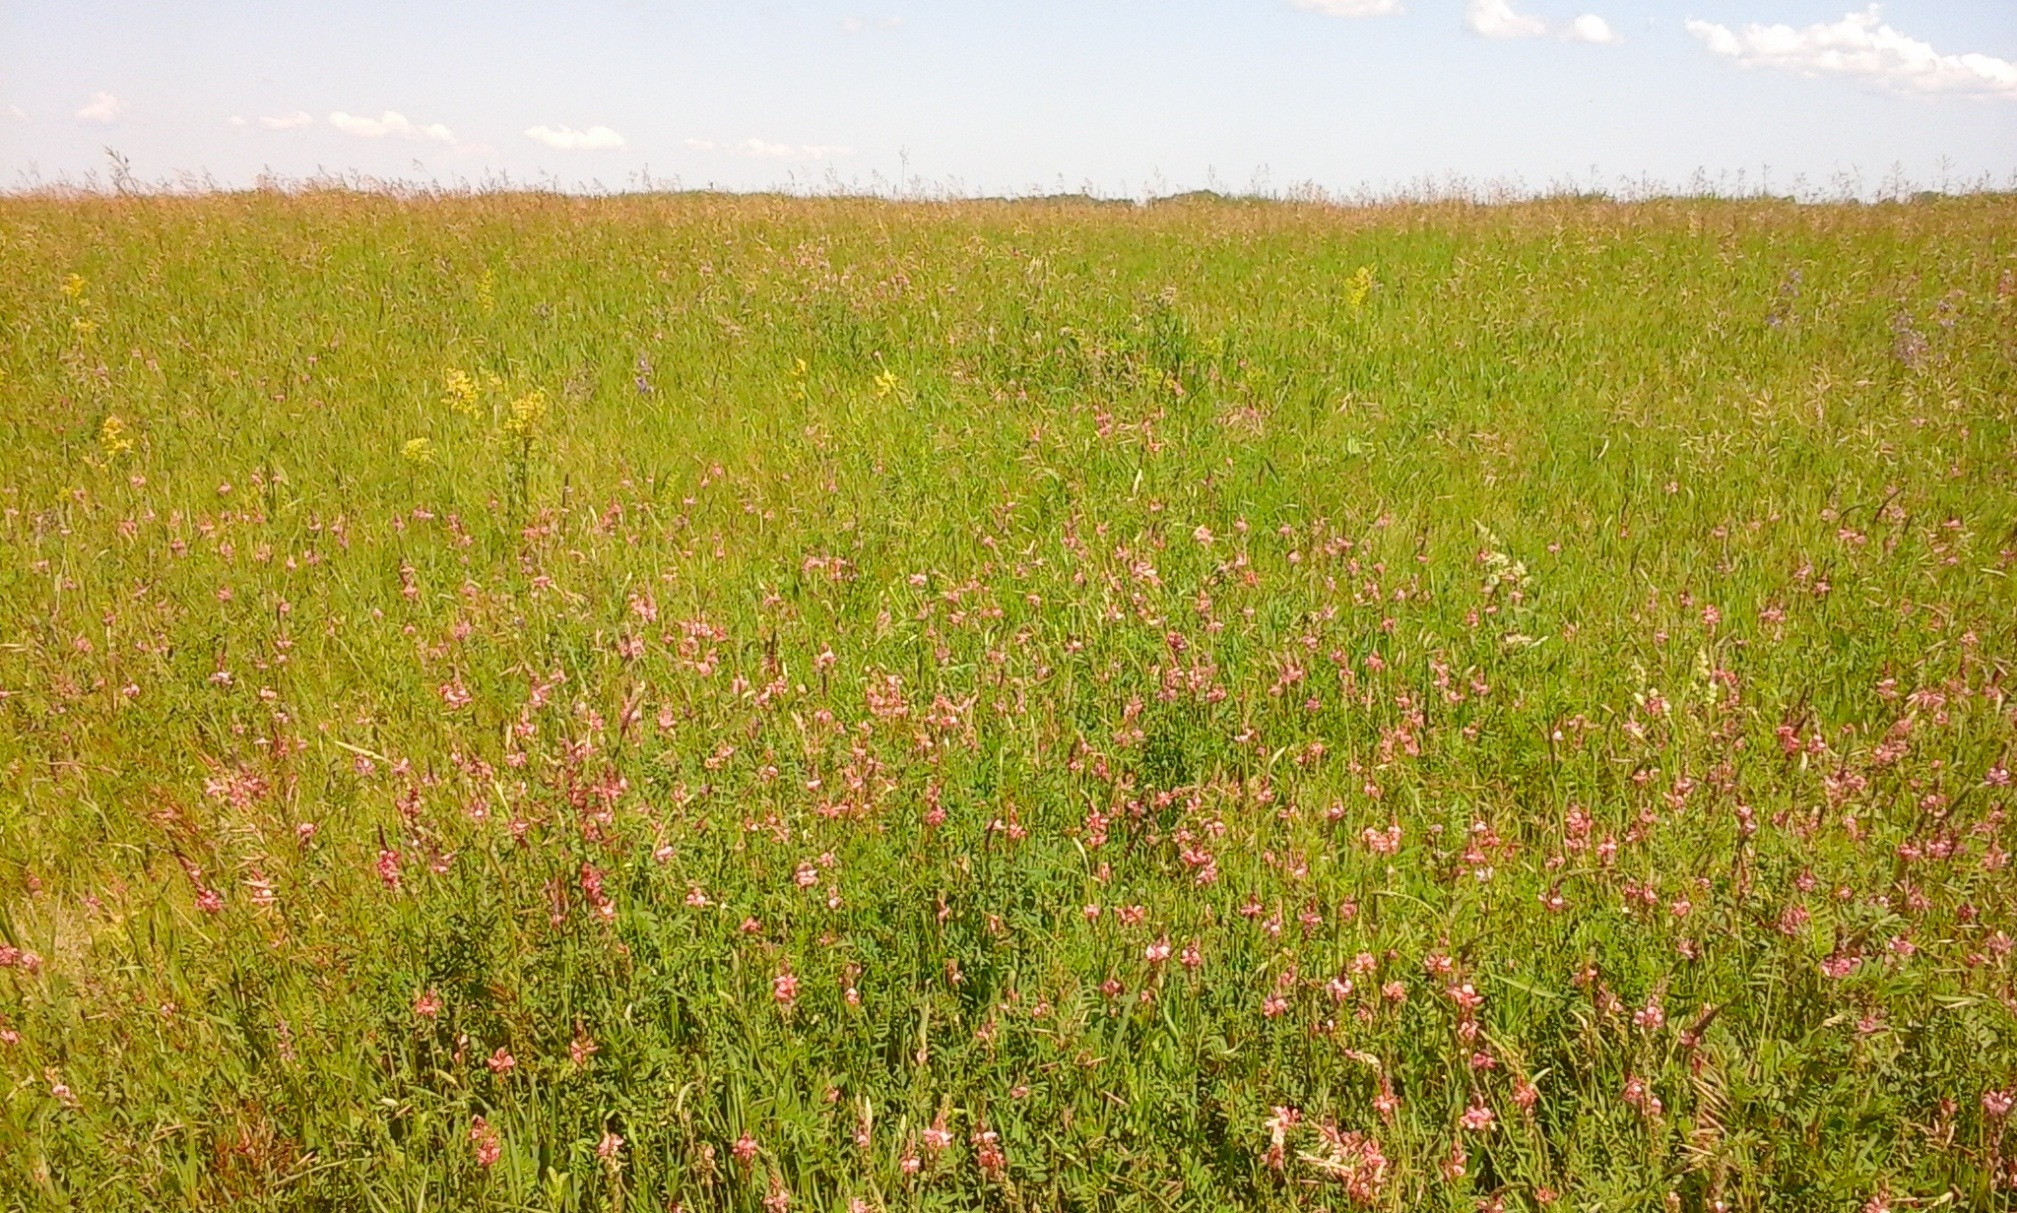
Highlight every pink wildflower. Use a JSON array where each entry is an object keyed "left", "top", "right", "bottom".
[
  {"left": 470, "top": 1116, "right": 502, "bottom": 1167},
  {"left": 972, "top": 1126, "right": 1006, "bottom": 1174},
  {"left": 1373, "top": 1074, "right": 1399, "bottom": 1122},
  {"left": 1441, "top": 1139, "right": 1468, "bottom": 1180},
  {"left": 1261, "top": 1105, "right": 1302, "bottom": 1171}
]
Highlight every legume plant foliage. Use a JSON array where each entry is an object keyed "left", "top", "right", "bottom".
[{"left": 0, "top": 191, "right": 2014, "bottom": 1211}]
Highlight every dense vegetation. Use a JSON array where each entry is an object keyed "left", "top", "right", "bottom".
[{"left": 1, "top": 191, "right": 2013, "bottom": 1210}]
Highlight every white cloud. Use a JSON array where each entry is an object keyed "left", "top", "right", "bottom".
[
  {"left": 1686, "top": 6, "right": 2017, "bottom": 100},
  {"left": 76, "top": 91, "right": 126, "bottom": 123},
  {"left": 4, "top": 105, "right": 28, "bottom": 123},
  {"left": 685, "top": 137, "right": 717, "bottom": 151},
  {"left": 1466, "top": 0, "right": 1618, "bottom": 45},
  {"left": 1465, "top": 0, "right": 1546, "bottom": 40},
  {"left": 738, "top": 139, "right": 797, "bottom": 158},
  {"left": 800, "top": 144, "right": 855, "bottom": 159},
  {"left": 1292, "top": 0, "right": 1405, "bottom": 17},
  {"left": 328, "top": 110, "right": 456, "bottom": 142},
  {"left": 524, "top": 123, "right": 626, "bottom": 150},
  {"left": 259, "top": 111, "right": 314, "bottom": 130},
  {"left": 1563, "top": 14, "right": 1620, "bottom": 45}
]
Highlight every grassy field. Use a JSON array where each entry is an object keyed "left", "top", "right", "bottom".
[{"left": 0, "top": 190, "right": 2014, "bottom": 1211}]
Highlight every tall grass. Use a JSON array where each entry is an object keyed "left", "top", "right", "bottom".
[{"left": 0, "top": 191, "right": 2013, "bottom": 1210}]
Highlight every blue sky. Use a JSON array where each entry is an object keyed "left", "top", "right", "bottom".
[{"left": 2, "top": 1, "right": 2013, "bottom": 196}]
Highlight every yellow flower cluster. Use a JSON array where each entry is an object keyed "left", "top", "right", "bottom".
[
  {"left": 443, "top": 368, "right": 503, "bottom": 418},
  {"left": 503, "top": 389, "right": 548, "bottom": 438},
  {"left": 1345, "top": 264, "right": 1376, "bottom": 312},
  {"left": 99, "top": 415, "right": 133, "bottom": 459},
  {"left": 433, "top": 367, "right": 550, "bottom": 470},
  {"left": 63, "top": 274, "right": 97, "bottom": 338}
]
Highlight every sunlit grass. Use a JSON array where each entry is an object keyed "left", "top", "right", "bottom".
[{"left": 0, "top": 190, "right": 2013, "bottom": 1210}]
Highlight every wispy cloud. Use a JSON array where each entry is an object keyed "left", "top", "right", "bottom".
[
  {"left": 737, "top": 139, "right": 853, "bottom": 159},
  {"left": 76, "top": 91, "right": 126, "bottom": 124},
  {"left": 1686, "top": 6, "right": 2017, "bottom": 100},
  {"left": 233, "top": 110, "right": 314, "bottom": 130},
  {"left": 3, "top": 105, "right": 27, "bottom": 123},
  {"left": 328, "top": 110, "right": 456, "bottom": 142},
  {"left": 1291, "top": 0, "right": 1404, "bottom": 18},
  {"left": 687, "top": 138, "right": 855, "bottom": 160},
  {"left": 839, "top": 15, "right": 905, "bottom": 34},
  {"left": 524, "top": 124, "right": 626, "bottom": 151}
]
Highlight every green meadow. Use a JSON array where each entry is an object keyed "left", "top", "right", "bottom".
[{"left": 0, "top": 191, "right": 2013, "bottom": 1210}]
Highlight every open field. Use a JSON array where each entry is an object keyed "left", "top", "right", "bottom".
[{"left": 0, "top": 191, "right": 2014, "bottom": 1211}]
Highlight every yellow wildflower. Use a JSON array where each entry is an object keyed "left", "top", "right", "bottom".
[
  {"left": 99, "top": 416, "right": 133, "bottom": 459},
  {"left": 443, "top": 369, "right": 482, "bottom": 417},
  {"left": 503, "top": 389, "right": 547, "bottom": 438},
  {"left": 402, "top": 438, "right": 436, "bottom": 464},
  {"left": 1346, "top": 265, "right": 1376, "bottom": 312}
]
